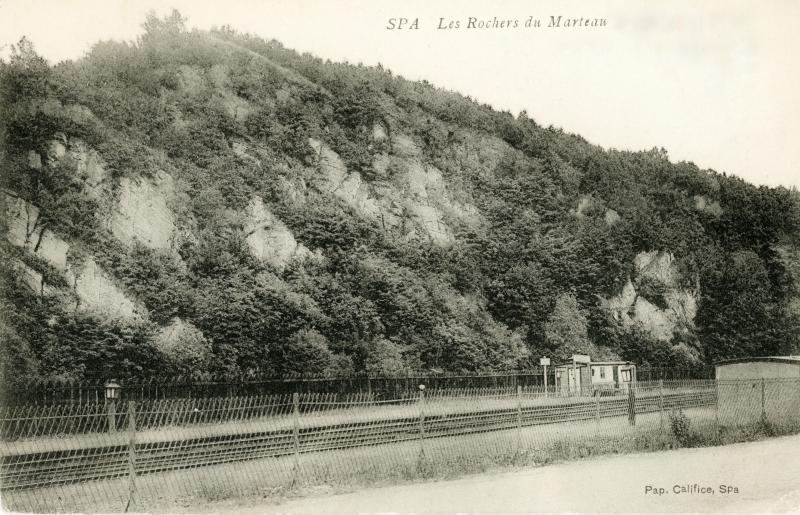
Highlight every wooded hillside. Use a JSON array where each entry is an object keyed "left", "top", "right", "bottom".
[{"left": 2, "top": 11, "right": 798, "bottom": 385}]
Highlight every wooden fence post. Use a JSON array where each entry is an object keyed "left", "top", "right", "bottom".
[
  {"left": 595, "top": 392, "right": 600, "bottom": 425},
  {"left": 418, "top": 387, "right": 425, "bottom": 456},
  {"left": 516, "top": 385, "right": 523, "bottom": 453},
  {"left": 123, "top": 401, "right": 137, "bottom": 513},
  {"left": 659, "top": 379, "right": 664, "bottom": 434},
  {"left": 628, "top": 386, "right": 636, "bottom": 426},
  {"left": 292, "top": 392, "right": 300, "bottom": 486},
  {"left": 761, "top": 378, "right": 766, "bottom": 420}
]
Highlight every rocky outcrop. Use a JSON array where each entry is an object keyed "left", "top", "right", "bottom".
[
  {"left": 108, "top": 171, "right": 177, "bottom": 250},
  {"left": 67, "top": 139, "right": 108, "bottom": 196},
  {"left": 373, "top": 124, "right": 388, "bottom": 141},
  {"left": 4, "top": 191, "right": 140, "bottom": 319},
  {"left": 11, "top": 259, "right": 46, "bottom": 295},
  {"left": 603, "top": 251, "right": 697, "bottom": 341},
  {"left": 155, "top": 318, "right": 211, "bottom": 369},
  {"left": 244, "top": 196, "right": 311, "bottom": 270},
  {"left": 635, "top": 250, "right": 678, "bottom": 287},
  {"left": 574, "top": 196, "right": 621, "bottom": 226},
  {"left": 604, "top": 209, "right": 621, "bottom": 225},
  {"left": 3, "top": 191, "right": 70, "bottom": 271},
  {"left": 74, "top": 259, "right": 140, "bottom": 319},
  {"left": 309, "top": 138, "right": 483, "bottom": 244},
  {"left": 633, "top": 297, "right": 674, "bottom": 341},
  {"left": 694, "top": 195, "right": 723, "bottom": 216},
  {"left": 41, "top": 134, "right": 176, "bottom": 251},
  {"left": 392, "top": 133, "right": 421, "bottom": 157}
]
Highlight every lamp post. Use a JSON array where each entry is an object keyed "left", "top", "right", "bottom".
[{"left": 105, "top": 380, "right": 121, "bottom": 433}]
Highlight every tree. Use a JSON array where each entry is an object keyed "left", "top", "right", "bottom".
[
  {"left": 365, "top": 338, "right": 411, "bottom": 376},
  {"left": 274, "top": 329, "right": 334, "bottom": 375},
  {"left": 543, "top": 293, "right": 592, "bottom": 360},
  {"left": 1, "top": 37, "right": 51, "bottom": 104}
]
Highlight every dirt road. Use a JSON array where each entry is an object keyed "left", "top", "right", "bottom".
[{"left": 219, "top": 433, "right": 800, "bottom": 514}]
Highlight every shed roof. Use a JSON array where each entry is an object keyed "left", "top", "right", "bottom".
[
  {"left": 554, "top": 361, "right": 634, "bottom": 368},
  {"left": 715, "top": 356, "right": 800, "bottom": 366}
]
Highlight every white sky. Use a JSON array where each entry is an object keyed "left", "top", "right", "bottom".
[{"left": 1, "top": 0, "right": 798, "bottom": 190}]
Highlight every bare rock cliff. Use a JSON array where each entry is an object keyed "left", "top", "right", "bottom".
[{"left": 603, "top": 250, "right": 698, "bottom": 341}]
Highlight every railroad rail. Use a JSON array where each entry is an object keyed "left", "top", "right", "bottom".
[{"left": 0, "top": 388, "right": 714, "bottom": 491}]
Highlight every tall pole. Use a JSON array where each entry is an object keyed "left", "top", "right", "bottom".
[
  {"left": 292, "top": 392, "right": 300, "bottom": 486},
  {"left": 659, "top": 379, "right": 664, "bottom": 434},
  {"left": 628, "top": 385, "right": 636, "bottom": 426},
  {"left": 124, "top": 401, "right": 137, "bottom": 513},
  {"left": 572, "top": 357, "right": 577, "bottom": 397},
  {"left": 107, "top": 399, "right": 116, "bottom": 434},
  {"left": 418, "top": 386, "right": 426, "bottom": 457},
  {"left": 543, "top": 364, "right": 548, "bottom": 398},
  {"left": 516, "top": 385, "right": 523, "bottom": 453}
]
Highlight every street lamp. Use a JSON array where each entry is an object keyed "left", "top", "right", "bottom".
[{"left": 105, "top": 380, "right": 121, "bottom": 433}]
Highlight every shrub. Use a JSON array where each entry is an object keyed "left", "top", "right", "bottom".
[{"left": 669, "top": 409, "right": 692, "bottom": 446}]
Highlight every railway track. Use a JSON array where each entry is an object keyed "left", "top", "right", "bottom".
[{"left": 0, "top": 389, "right": 714, "bottom": 491}]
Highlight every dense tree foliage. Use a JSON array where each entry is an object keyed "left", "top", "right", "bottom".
[{"left": 1, "top": 12, "right": 798, "bottom": 384}]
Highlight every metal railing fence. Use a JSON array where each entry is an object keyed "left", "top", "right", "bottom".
[
  {"left": 1, "top": 368, "right": 713, "bottom": 406},
  {"left": 1, "top": 378, "right": 794, "bottom": 513}
]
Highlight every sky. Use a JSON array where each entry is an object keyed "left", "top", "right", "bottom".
[{"left": 1, "top": 0, "right": 798, "bottom": 190}]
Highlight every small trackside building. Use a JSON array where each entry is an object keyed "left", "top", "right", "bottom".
[
  {"left": 554, "top": 355, "right": 636, "bottom": 396},
  {"left": 715, "top": 357, "right": 800, "bottom": 426}
]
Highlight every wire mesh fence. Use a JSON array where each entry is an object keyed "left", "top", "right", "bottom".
[{"left": 1, "top": 378, "right": 797, "bottom": 513}]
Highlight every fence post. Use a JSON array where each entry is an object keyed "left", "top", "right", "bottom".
[
  {"left": 292, "top": 392, "right": 300, "bottom": 486},
  {"left": 516, "top": 385, "right": 523, "bottom": 453},
  {"left": 123, "top": 401, "right": 137, "bottom": 513},
  {"left": 418, "top": 387, "right": 425, "bottom": 456},
  {"left": 628, "top": 385, "right": 636, "bottom": 426},
  {"left": 595, "top": 391, "right": 600, "bottom": 424},
  {"left": 761, "top": 377, "right": 766, "bottom": 420},
  {"left": 659, "top": 379, "right": 664, "bottom": 434},
  {"left": 107, "top": 399, "right": 116, "bottom": 434}
]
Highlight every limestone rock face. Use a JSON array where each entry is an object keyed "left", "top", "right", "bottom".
[
  {"left": 67, "top": 139, "right": 108, "bottom": 195},
  {"left": 4, "top": 192, "right": 142, "bottom": 317},
  {"left": 636, "top": 250, "right": 678, "bottom": 287},
  {"left": 4, "top": 192, "right": 41, "bottom": 250},
  {"left": 606, "top": 278, "right": 637, "bottom": 313},
  {"left": 155, "top": 318, "right": 210, "bottom": 368},
  {"left": 244, "top": 196, "right": 309, "bottom": 270},
  {"left": 45, "top": 135, "right": 67, "bottom": 162},
  {"left": 310, "top": 138, "right": 348, "bottom": 186},
  {"left": 373, "top": 124, "right": 388, "bottom": 141},
  {"left": 604, "top": 209, "right": 621, "bottom": 225},
  {"left": 74, "top": 259, "right": 139, "bottom": 319},
  {"left": 308, "top": 138, "right": 481, "bottom": 244},
  {"left": 392, "top": 133, "right": 421, "bottom": 157},
  {"left": 603, "top": 251, "right": 698, "bottom": 341},
  {"left": 574, "top": 196, "right": 594, "bottom": 217},
  {"left": 27, "top": 151, "right": 42, "bottom": 170},
  {"left": 694, "top": 195, "right": 723, "bottom": 216},
  {"left": 11, "top": 259, "right": 44, "bottom": 295},
  {"left": 633, "top": 297, "right": 675, "bottom": 341},
  {"left": 109, "top": 171, "right": 176, "bottom": 250},
  {"left": 3, "top": 192, "right": 70, "bottom": 271}
]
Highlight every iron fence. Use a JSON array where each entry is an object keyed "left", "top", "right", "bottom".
[
  {"left": 1, "top": 368, "right": 712, "bottom": 406},
  {"left": 1, "top": 378, "right": 792, "bottom": 514}
]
